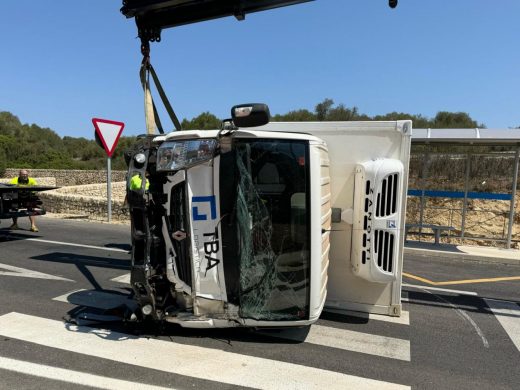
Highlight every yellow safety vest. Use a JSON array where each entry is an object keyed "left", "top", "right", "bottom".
[
  {"left": 129, "top": 175, "right": 149, "bottom": 191},
  {"left": 10, "top": 177, "right": 37, "bottom": 186}
]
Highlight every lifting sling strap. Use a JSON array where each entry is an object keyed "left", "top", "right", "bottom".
[{"left": 140, "top": 41, "right": 182, "bottom": 134}]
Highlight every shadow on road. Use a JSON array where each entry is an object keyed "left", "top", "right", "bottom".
[
  {"left": 319, "top": 311, "right": 369, "bottom": 324},
  {"left": 0, "top": 229, "right": 43, "bottom": 241},
  {"left": 31, "top": 252, "right": 129, "bottom": 270},
  {"left": 59, "top": 289, "right": 319, "bottom": 345},
  {"left": 31, "top": 252, "right": 129, "bottom": 291}
]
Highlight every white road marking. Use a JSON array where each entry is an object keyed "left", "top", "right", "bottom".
[
  {"left": 0, "top": 356, "right": 175, "bottom": 390},
  {"left": 111, "top": 273, "right": 131, "bottom": 284},
  {"left": 53, "top": 289, "right": 87, "bottom": 303},
  {"left": 485, "top": 298, "right": 520, "bottom": 352},
  {"left": 0, "top": 263, "right": 73, "bottom": 282},
  {"left": 325, "top": 308, "right": 410, "bottom": 325},
  {"left": 0, "top": 312, "right": 410, "bottom": 390},
  {"left": 403, "top": 283, "right": 478, "bottom": 296},
  {"left": 369, "top": 311, "right": 410, "bottom": 325},
  {"left": 24, "top": 238, "right": 128, "bottom": 253},
  {"left": 416, "top": 287, "right": 489, "bottom": 348},
  {"left": 266, "top": 325, "right": 410, "bottom": 361}
]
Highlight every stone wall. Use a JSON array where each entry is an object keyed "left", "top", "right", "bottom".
[
  {"left": 38, "top": 182, "right": 130, "bottom": 222},
  {"left": 2, "top": 168, "right": 127, "bottom": 186},
  {"left": 1, "top": 169, "right": 130, "bottom": 222}
]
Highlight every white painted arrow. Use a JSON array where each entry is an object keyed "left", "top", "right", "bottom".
[{"left": 0, "top": 263, "right": 74, "bottom": 282}]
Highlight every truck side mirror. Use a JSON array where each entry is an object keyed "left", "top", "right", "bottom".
[{"left": 231, "top": 103, "right": 270, "bottom": 128}]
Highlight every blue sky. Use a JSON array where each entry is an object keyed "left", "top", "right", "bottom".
[{"left": 1, "top": 0, "right": 519, "bottom": 138}]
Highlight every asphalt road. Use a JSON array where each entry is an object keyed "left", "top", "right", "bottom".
[{"left": 0, "top": 216, "right": 519, "bottom": 389}]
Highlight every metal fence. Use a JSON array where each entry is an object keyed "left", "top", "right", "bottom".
[{"left": 407, "top": 144, "right": 520, "bottom": 248}]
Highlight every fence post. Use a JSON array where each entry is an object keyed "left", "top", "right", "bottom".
[
  {"left": 418, "top": 151, "right": 430, "bottom": 240},
  {"left": 461, "top": 152, "right": 471, "bottom": 240},
  {"left": 506, "top": 147, "right": 520, "bottom": 249}
]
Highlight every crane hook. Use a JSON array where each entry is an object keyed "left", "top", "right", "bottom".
[{"left": 141, "top": 39, "right": 151, "bottom": 68}]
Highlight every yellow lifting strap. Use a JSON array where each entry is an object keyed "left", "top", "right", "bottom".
[{"left": 140, "top": 41, "right": 182, "bottom": 135}]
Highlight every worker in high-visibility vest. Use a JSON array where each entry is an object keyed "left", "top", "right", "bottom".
[
  {"left": 9, "top": 169, "right": 39, "bottom": 232},
  {"left": 124, "top": 171, "right": 150, "bottom": 207},
  {"left": 129, "top": 173, "right": 150, "bottom": 191}
]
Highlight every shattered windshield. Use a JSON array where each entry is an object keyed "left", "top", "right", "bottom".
[{"left": 220, "top": 139, "right": 310, "bottom": 321}]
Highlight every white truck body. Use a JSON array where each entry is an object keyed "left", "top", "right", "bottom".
[
  {"left": 127, "top": 120, "right": 411, "bottom": 327},
  {"left": 255, "top": 121, "right": 412, "bottom": 316}
]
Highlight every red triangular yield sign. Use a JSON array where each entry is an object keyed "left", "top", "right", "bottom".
[{"left": 92, "top": 118, "right": 125, "bottom": 157}]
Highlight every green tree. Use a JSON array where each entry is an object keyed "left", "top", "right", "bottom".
[
  {"left": 315, "top": 98, "right": 334, "bottom": 121},
  {"left": 0, "top": 105, "right": 490, "bottom": 173},
  {"left": 272, "top": 109, "right": 316, "bottom": 122},
  {"left": 181, "top": 112, "right": 221, "bottom": 130},
  {"left": 373, "top": 112, "right": 431, "bottom": 128},
  {"left": 0, "top": 111, "right": 22, "bottom": 136},
  {"left": 0, "top": 134, "right": 15, "bottom": 175},
  {"left": 326, "top": 104, "right": 370, "bottom": 121},
  {"left": 432, "top": 111, "right": 484, "bottom": 128},
  {"left": 111, "top": 136, "right": 142, "bottom": 170}
]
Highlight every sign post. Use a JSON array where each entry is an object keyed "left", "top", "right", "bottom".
[
  {"left": 92, "top": 118, "right": 125, "bottom": 222},
  {"left": 107, "top": 156, "right": 112, "bottom": 222}
]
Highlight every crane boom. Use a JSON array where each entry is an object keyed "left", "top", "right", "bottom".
[{"left": 121, "top": 0, "right": 314, "bottom": 41}]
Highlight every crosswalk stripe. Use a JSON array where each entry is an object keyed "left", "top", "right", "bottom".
[
  {"left": 263, "top": 325, "right": 410, "bottom": 361},
  {"left": 368, "top": 311, "right": 410, "bottom": 325},
  {"left": 24, "top": 238, "right": 128, "bottom": 253},
  {"left": 403, "top": 283, "right": 478, "bottom": 296},
  {"left": 0, "top": 262, "right": 74, "bottom": 282},
  {"left": 484, "top": 299, "right": 520, "bottom": 352},
  {"left": 111, "top": 273, "right": 131, "bottom": 284},
  {"left": 52, "top": 290, "right": 409, "bottom": 361},
  {"left": 0, "top": 312, "right": 410, "bottom": 390},
  {"left": 0, "top": 356, "right": 175, "bottom": 390}
]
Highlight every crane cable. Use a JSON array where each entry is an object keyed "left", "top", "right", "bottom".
[{"left": 139, "top": 40, "right": 182, "bottom": 134}]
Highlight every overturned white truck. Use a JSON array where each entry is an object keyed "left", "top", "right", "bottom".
[{"left": 126, "top": 104, "right": 411, "bottom": 327}]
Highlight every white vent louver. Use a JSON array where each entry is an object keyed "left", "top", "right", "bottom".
[{"left": 351, "top": 159, "right": 403, "bottom": 283}]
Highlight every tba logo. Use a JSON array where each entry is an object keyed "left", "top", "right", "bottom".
[{"left": 192, "top": 196, "right": 217, "bottom": 221}]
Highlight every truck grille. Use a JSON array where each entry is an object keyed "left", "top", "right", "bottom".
[
  {"left": 170, "top": 183, "right": 192, "bottom": 287},
  {"left": 352, "top": 159, "right": 403, "bottom": 282},
  {"left": 376, "top": 174, "right": 398, "bottom": 217},
  {"left": 374, "top": 229, "right": 394, "bottom": 273}
]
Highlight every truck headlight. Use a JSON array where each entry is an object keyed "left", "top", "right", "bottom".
[
  {"left": 141, "top": 304, "right": 153, "bottom": 316},
  {"left": 157, "top": 139, "right": 218, "bottom": 171},
  {"left": 134, "top": 153, "right": 146, "bottom": 164}
]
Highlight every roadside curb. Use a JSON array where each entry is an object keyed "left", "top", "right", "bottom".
[{"left": 404, "top": 246, "right": 520, "bottom": 266}]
